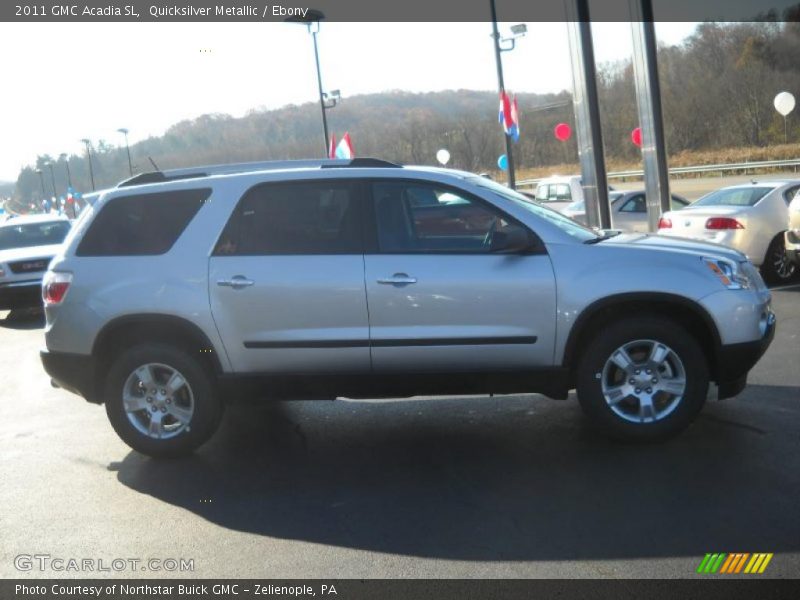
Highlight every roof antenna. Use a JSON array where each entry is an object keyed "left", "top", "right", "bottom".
[{"left": 148, "top": 157, "right": 160, "bottom": 171}]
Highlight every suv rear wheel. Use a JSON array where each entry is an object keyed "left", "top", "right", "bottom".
[
  {"left": 104, "top": 343, "right": 222, "bottom": 457},
  {"left": 575, "top": 316, "right": 709, "bottom": 441}
]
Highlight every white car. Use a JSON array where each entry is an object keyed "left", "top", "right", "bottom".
[
  {"left": 534, "top": 175, "right": 584, "bottom": 212},
  {"left": 563, "top": 190, "right": 690, "bottom": 232},
  {"left": 0, "top": 214, "right": 72, "bottom": 310},
  {"left": 658, "top": 180, "right": 800, "bottom": 284}
]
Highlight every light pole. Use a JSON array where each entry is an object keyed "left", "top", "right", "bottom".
[
  {"left": 59, "top": 153, "right": 73, "bottom": 189},
  {"left": 35, "top": 169, "right": 46, "bottom": 207},
  {"left": 46, "top": 162, "right": 57, "bottom": 199},
  {"left": 287, "top": 10, "right": 342, "bottom": 157},
  {"left": 80, "top": 138, "right": 95, "bottom": 191},
  {"left": 490, "top": 0, "right": 526, "bottom": 189},
  {"left": 117, "top": 128, "right": 133, "bottom": 176}
]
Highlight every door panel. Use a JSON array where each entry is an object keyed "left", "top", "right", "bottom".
[
  {"left": 365, "top": 254, "right": 556, "bottom": 372},
  {"left": 364, "top": 180, "right": 557, "bottom": 372},
  {"left": 208, "top": 180, "right": 370, "bottom": 374},
  {"left": 210, "top": 256, "right": 369, "bottom": 373}
]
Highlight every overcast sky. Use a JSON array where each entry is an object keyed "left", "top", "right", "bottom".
[{"left": 0, "top": 21, "right": 696, "bottom": 181}]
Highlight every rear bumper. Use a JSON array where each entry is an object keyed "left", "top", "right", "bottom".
[
  {"left": 40, "top": 349, "right": 99, "bottom": 404},
  {"left": 715, "top": 310, "right": 775, "bottom": 399},
  {"left": 0, "top": 279, "right": 42, "bottom": 310}
]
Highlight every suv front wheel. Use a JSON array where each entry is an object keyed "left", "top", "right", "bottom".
[
  {"left": 575, "top": 316, "right": 709, "bottom": 441},
  {"left": 104, "top": 343, "right": 223, "bottom": 457}
]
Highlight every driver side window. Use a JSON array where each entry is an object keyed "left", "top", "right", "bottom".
[{"left": 372, "top": 181, "right": 511, "bottom": 253}]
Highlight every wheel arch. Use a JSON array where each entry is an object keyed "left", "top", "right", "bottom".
[
  {"left": 562, "top": 292, "right": 722, "bottom": 384},
  {"left": 92, "top": 314, "right": 224, "bottom": 376}
]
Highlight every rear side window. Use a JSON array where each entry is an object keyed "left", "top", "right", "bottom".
[
  {"left": 76, "top": 189, "right": 210, "bottom": 256},
  {"left": 214, "top": 181, "right": 361, "bottom": 255}
]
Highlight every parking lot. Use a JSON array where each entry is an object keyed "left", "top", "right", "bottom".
[{"left": 0, "top": 285, "right": 798, "bottom": 579}]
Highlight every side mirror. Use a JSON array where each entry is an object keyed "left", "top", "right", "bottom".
[{"left": 490, "top": 224, "right": 534, "bottom": 253}]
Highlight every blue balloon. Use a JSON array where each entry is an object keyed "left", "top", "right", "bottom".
[{"left": 497, "top": 154, "right": 509, "bottom": 170}]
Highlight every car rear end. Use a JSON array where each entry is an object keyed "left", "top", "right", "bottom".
[{"left": 657, "top": 184, "right": 783, "bottom": 266}]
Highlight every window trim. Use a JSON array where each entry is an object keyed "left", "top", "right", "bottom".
[
  {"left": 212, "top": 179, "right": 367, "bottom": 257},
  {"left": 362, "top": 178, "right": 546, "bottom": 256}
]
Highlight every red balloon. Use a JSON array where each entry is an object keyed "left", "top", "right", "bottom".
[
  {"left": 631, "top": 127, "right": 643, "bottom": 147},
  {"left": 554, "top": 123, "right": 572, "bottom": 142}
]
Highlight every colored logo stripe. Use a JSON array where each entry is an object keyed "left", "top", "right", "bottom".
[{"left": 699, "top": 553, "right": 773, "bottom": 574}]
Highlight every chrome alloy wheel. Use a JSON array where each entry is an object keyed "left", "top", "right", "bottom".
[
  {"left": 600, "top": 339, "right": 687, "bottom": 424},
  {"left": 771, "top": 243, "right": 796, "bottom": 280},
  {"left": 122, "top": 363, "right": 195, "bottom": 440}
]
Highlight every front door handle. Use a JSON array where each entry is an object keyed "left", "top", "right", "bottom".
[
  {"left": 217, "top": 275, "right": 255, "bottom": 290},
  {"left": 377, "top": 273, "right": 418, "bottom": 285}
]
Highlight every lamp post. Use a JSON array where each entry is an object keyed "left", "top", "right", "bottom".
[
  {"left": 117, "top": 128, "right": 133, "bottom": 176},
  {"left": 46, "top": 162, "right": 57, "bottom": 199},
  {"left": 489, "top": 0, "right": 526, "bottom": 189},
  {"left": 287, "top": 10, "right": 342, "bottom": 157},
  {"left": 80, "top": 138, "right": 95, "bottom": 191},
  {"left": 59, "top": 153, "right": 73, "bottom": 189},
  {"left": 35, "top": 169, "right": 46, "bottom": 200}
]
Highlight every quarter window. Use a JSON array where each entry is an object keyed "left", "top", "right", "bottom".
[
  {"left": 76, "top": 189, "right": 209, "bottom": 256},
  {"left": 215, "top": 181, "right": 361, "bottom": 255}
]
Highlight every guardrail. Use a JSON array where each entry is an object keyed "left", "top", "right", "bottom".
[{"left": 517, "top": 158, "right": 800, "bottom": 188}]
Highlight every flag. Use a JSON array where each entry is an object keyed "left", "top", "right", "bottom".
[
  {"left": 498, "top": 90, "right": 520, "bottom": 142},
  {"left": 335, "top": 132, "right": 355, "bottom": 159},
  {"left": 328, "top": 133, "right": 337, "bottom": 159}
]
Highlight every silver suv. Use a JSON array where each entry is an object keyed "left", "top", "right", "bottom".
[{"left": 40, "top": 159, "right": 775, "bottom": 457}]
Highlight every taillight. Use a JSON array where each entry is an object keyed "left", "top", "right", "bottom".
[
  {"left": 705, "top": 217, "right": 744, "bottom": 230},
  {"left": 42, "top": 271, "right": 73, "bottom": 306},
  {"left": 658, "top": 217, "right": 672, "bottom": 229}
]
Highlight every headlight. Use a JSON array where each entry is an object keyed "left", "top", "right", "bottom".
[{"left": 702, "top": 257, "right": 752, "bottom": 290}]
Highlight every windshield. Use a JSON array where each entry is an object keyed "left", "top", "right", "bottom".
[
  {"left": 693, "top": 186, "right": 772, "bottom": 207},
  {"left": 470, "top": 177, "right": 599, "bottom": 242},
  {"left": 0, "top": 220, "right": 71, "bottom": 251}
]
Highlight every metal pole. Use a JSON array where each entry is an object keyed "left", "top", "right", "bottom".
[
  {"left": 36, "top": 170, "right": 46, "bottom": 198},
  {"left": 60, "top": 154, "right": 73, "bottom": 188},
  {"left": 630, "top": 0, "right": 670, "bottom": 232},
  {"left": 311, "top": 27, "right": 330, "bottom": 156},
  {"left": 490, "top": 0, "right": 516, "bottom": 189},
  {"left": 82, "top": 140, "right": 96, "bottom": 191},
  {"left": 47, "top": 163, "right": 57, "bottom": 198},
  {"left": 119, "top": 129, "right": 133, "bottom": 176},
  {"left": 565, "top": 0, "right": 611, "bottom": 229}
]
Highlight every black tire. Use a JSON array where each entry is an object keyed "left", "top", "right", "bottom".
[
  {"left": 761, "top": 235, "right": 796, "bottom": 285},
  {"left": 575, "top": 316, "right": 709, "bottom": 441},
  {"left": 104, "top": 343, "right": 222, "bottom": 458}
]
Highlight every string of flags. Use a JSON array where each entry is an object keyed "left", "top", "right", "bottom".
[
  {"left": 328, "top": 132, "right": 355, "bottom": 159},
  {"left": 498, "top": 90, "right": 520, "bottom": 142}
]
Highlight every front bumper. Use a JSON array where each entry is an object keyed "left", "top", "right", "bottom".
[
  {"left": 0, "top": 279, "right": 42, "bottom": 310},
  {"left": 715, "top": 310, "right": 775, "bottom": 399},
  {"left": 40, "top": 349, "right": 99, "bottom": 404},
  {"left": 785, "top": 230, "right": 800, "bottom": 267}
]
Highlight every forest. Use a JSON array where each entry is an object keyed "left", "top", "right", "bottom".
[{"left": 9, "top": 20, "right": 800, "bottom": 210}]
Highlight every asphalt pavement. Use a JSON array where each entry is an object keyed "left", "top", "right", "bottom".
[{"left": 1, "top": 286, "right": 798, "bottom": 579}]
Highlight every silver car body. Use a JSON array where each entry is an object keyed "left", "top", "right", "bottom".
[
  {"left": 659, "top": 180, "right": 800, "bottom": 266},
  {"left": 44, "top": 165, "right": 772, "bottom": 398}
]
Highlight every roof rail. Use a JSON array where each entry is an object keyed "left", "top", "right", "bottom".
[{"left": 117, "top": 158, "right": 402, "bottom": 188}]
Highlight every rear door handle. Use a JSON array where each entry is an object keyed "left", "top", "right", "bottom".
[
  {"left": 217, "top": 275, "right": 255, "bottom": 289},
  {"left": 377, "top": 273, "right": 418, "bottom": 285}
]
